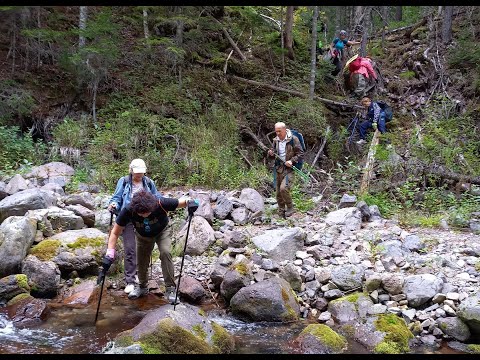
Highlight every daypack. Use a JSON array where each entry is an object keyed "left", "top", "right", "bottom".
[
  {"left": 289, "top": 129, "right": 306, "bottom": 170},
  {"left": 376, "top": 101, "right": 393, "bottom": 122}
]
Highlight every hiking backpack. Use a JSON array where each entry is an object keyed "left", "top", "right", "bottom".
[
  {"left": 376, "top": 101, "right": 393, "bottom": 122},
  {"left": 289, "top": 129, "right": 306, "bottom": 170}
]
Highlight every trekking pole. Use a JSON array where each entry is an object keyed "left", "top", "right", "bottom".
[
  {"left": 173, "top": 213, "right": 194, "bottom": 310},
  {"left": 272, "top": 153, "right": 310, "bottom": 183},
  {"left": 95, "top": 211, "right": 114, "bottom": 324}
]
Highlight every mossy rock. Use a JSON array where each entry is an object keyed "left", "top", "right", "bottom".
[
  {"left": 15, "top": 274, "right": 30, "bottom": 291},
  {"left": 6, "top": 292, "right": 33, "bottom": 306},
  {"left": 467, "top": 344, "right": 480, "bottom": 354},
  {"left": 66, "top": 236, "right": 105, "bottom": 250},
  {"left": 29, "top": 239, "right": 62, "bottom": 261},
  {"left": 113, "top": 303, "right": 234, "bottom": 354},
  {"left": 295, "top": 324, "right": 348, "bottom": 354},
  {"left": 373, "top": 314, "right": 413, "bottom": 354}
]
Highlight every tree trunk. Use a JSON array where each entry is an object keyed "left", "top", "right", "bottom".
[
  {"left": 280, "top": 6, "right": 285, "bottom": 76},
  {"left": 354, "top": 6, "right": 363, "bottom": 32},
  {"left": 360, "top": 6, "right": 371, "bottom": 57},
  {"left": 175, "top": 7, "right": 184, "bottom": 87},
  {"left": 395, "top": 6, "right": 402, "bottom": 21},
  {"left": 381, "top": 6, "right": 388, "bottom": 47},
  {"left": 79, "top": 6, "right": 87, "bottom": 48},
  {"left": 442, "top": 6, "right": 453, "bottom": 45},
  {"left": 284, "top": 6, "right": 295, "bottom": 60},
  {"left": 335, "top": 6, "right": 341, "bottom": 33},
  {"left": 143, "top": 7, "right": 150, "bottom": 42},
  {"left": 309, "top": 6, "right": 319, "bottom": 99}
]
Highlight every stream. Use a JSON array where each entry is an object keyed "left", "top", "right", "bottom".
[{"left": 0, "top": 293, "right": 466, "bottom": 354}]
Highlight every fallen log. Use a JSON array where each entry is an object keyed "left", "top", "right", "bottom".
[{"left": 230, "top": 75, "right": 362, "bottom": 110}]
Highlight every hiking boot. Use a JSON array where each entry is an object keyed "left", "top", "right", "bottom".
[
  {"left": 285, "top": 207, "right": 294, "bottom": 218},
  {"left": 128, "top": 284, "right": 149, "bottom": 299},
  {"left": 166, "top": 286, "right": 179, "bottom": 305},
  {"left": 278, "top": 209, "right": 286, "bottom": 219},
  {"left": 124, "top": 283, "right": 135, "bottom": 294},
  {"left": 356, "top": 139, "right": 367, "bottom": 145}
]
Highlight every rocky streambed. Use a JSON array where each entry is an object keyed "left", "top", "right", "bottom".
[{"left": 1, "top": 162, "right": 480, "bottom": 354}]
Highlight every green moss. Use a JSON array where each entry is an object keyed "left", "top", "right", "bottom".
[
  {"left": 280, "top": 302, "right": 299, "bottom": 322},
  {"left": 467, "top": 344, "right": 480, "bottom": 354},
  {"left": 281, "top": 288, "right": 289, "bottom": 302},
  {"left": 137, "top": 318, "right": 216, "bottom": 354},
  {"left": 300, "top": 324, "right": 347, "bottom": 353},
  {"left": 475, "top": 261, "right": 480, "bottom": 272},
  {"left": 29, "top": 239, "right": 62, "bottom": 261},
  {"left": 115, "top": 333, "right": 134, "bottom": 347},
  {"left": 374, "top": 341, "right": 402, "bottom": 354},
  {"left": 66, "top": 236, "right": 105, "bottom": 250},
  {"left": 192, "top": 324, "right": 207, "bottom": 340},
  {"left": 211, "top": 321, "right": 235, "bottom": 354},
  {"left": 399, "top": 70, "right": 416, "bottom": 79},
  {"left": 230, "top": 262, "right": 248, "bottom": 276},
  {"left": 373, "top": 314, "right": 413, "bottom": 354},
  {"left": 7, "top": 293, "right": 33, "bottom": 306},
  {"left": 15, "top": 274, "right": 30, "bottom": 291},
  {"left": 198, "top": 309, "right": 206, "bottom": 317}
]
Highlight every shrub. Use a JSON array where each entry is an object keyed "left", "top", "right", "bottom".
[{"left": 0, "top": 126, "right": 45, "bottom": 174}]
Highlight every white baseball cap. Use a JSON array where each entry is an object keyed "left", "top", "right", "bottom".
[{"left": 129, "top": 159, "right": 147, "bottom": 173}]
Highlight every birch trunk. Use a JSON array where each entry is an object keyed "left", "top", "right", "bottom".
[
  {"left": 79, "top": 6, "right": 87, "bottom": 48},
  {"left": 309, "top": 6, "right": 319, "bottom": 99}
]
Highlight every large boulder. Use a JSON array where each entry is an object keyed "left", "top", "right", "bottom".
[
  {"left": 220, "top": 259, "right": 252, "bottom": 302},
  {"left": 62, "top": 192, "right": 95, "bottom": 211},
  {"left": 178, "top": 275, "right": 206, "bottom": 304},
  {"left": 21, "top": 255, "right": 61, "bottom": 298},
  {"left": 239, "top": 188, "right": 264, "bottom": 214},
  {"left": 0, "top": 181, "right": 8, "bottom": 201},
  {"left": 293, "top": 324, "right": 347, "bottom": 354},
  {"left": 230, "top": 207, "right": 249, "bottom": 225},
  {"left": 213, "top": 196, "right": 233, "bottom": 220},
  {"left": 94, "top": 209, "right": 113, "bottom": 232},
  {"left": 59, "top": 279, "right": 104, "bottom": 307},
  {"left": 436, "top": 317, "right": 471, "bottom": 342},
  {"left": 0, "top": 189, "right": 55, "bottom": 223},
  {"left": 0, "top": 274, "right": 30, "bottom": 304},
  {"left": 5, "top": 174, "right": 29, "bottom": 195},
  {"left": 112, "top": 303, "right": 235, "bottom": 354},
  {"left": 24, "top": 162, "right": 75, "bottom": 187},
  {"left": 5, "top": 294, "right": 50, "bottom": 325},
  {"left": 279, "top": 263, "right": 302, "bottom": 292},
  {"left": 189, "top": 193, "right": 214, "bottom": 224},
  {"left": 457, "top": 292, "right": 480, "bottom": 334},
  {"left": 381, "top": 274, "right": 404, "bottom": 295},
  {"left": 65, "top": 204, "right": 95, "bottom": 227},
  {"left": 328, "top": 293, "right": 373, "bottom": 324},
  {"left": 26, "top": 207, "right": 84, "bottom": 232},
  {"left": 49, "top": 228, "right": 108, "bottom": 277},
  {"left": 0, "top": 216, "right": 37, "bottom": 277},
  {"left": 403, "top": 274, "right": 444, "bottom": 308},
  {"left": 325, "top": 207, "right": 362, "bottom": 234},
  {"left": 331, "top": 264, "right": 364, "bottom": 291},
  {"left": 176, "top": 216, "right": 215, "bottom": 256},
  {"left": 252, "top": 227, "right": 306, "bottom": 262},
  {"left": 230, "top": 277, "right": 300, "bottom": 322}
]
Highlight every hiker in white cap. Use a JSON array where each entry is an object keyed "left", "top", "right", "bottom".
[{"left": 107, "top": 159, "right": 159, "bottom": 294}]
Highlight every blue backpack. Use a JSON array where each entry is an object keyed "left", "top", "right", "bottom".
[{"left": 289, "top": 129, "right": 306, "bottom": 170}]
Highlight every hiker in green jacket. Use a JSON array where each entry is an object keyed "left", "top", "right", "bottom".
[{"left": 267, "top": 122, "right": 304, "bottom": 218}]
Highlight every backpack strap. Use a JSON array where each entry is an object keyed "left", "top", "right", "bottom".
[{"left": 157, "top": 197, "right": 169, "bottom": 215}]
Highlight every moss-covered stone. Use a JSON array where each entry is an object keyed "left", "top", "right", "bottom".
[
  {"left": 29, "top": 239, "right": 62, "bottom": 261},
  {"left": 230, "top": 262, "right": 248, "bottom": 276},
  {"left": 192, "top": 324, "right": 207, "bottom": 340},
  {"left": 198, "top": 308, "right": 206, "bottom": 317},
  {"left": 300, "top": 324, "right": 347, "bottom": 353},
  {"left": 15, "top": 274, "right": 30, "bottom": 291},
  {"left": 137, "top": 318, "right": 217, "bottom": 354},
  {"left": 340, "top": 324, "right": 355, "bottom": 338},
  {"left": 115, "top": 333, "right": 134, "bottom": 347},
  {"left": 211, "top": 321, "right": 235, "bottom": 354},
  {"left": 373, "top": 313, "right": 413, "bottom": 354},
  {"left": 467, "top": 344, "right": 480, "bottom": 354},
  {"left": 6, "top": 292, "right": 33, "bottom": 306},
  {"left": 66, "top": 236, "right": 105, "bottom": 250}
]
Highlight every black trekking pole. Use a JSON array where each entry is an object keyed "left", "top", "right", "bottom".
[
  {"left": 95, "top": 211, "right": 114, "bottom": 323},
  {"left": 173, "top": 213, "right": 194, "bottom": 310}
]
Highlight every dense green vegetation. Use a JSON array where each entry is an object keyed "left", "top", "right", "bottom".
[{"left": 0, "top": 6, "right": 478, "bottom": 229}]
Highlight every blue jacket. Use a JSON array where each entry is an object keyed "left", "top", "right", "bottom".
[
  {"left": 366, "top": 102, "right": 386, "bottom": 124},
  {"left": 109, "top": 175, "right": 159, "bottom": 212}
]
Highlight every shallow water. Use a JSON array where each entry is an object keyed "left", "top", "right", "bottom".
[{"left": 0, "top": 295, "right": 469, "bottom": 354}]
